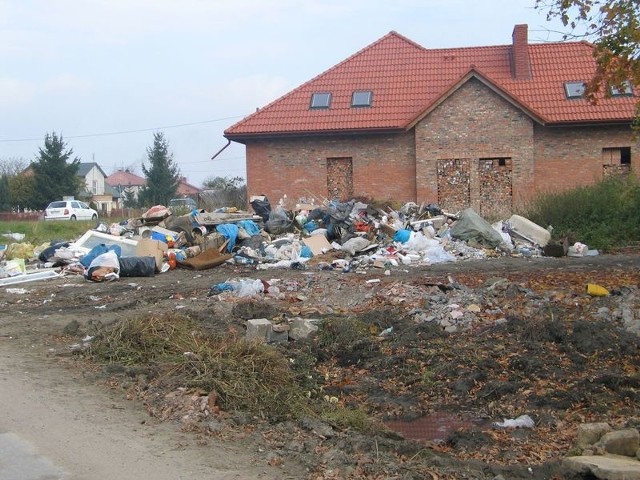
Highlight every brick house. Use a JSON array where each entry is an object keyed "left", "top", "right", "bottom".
[
  {"left": 224, "top": 25, "right": 638, "bottom": 216},
  {"left": 105, "top": 169, "right": 146, "bottom": 207}
]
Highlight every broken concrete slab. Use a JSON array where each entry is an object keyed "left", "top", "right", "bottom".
[
  {"left": 246, "top": 318, "right": 272, "bottom": 342},
  {"left": 289, "top": 318, "right": 320, "bottom": 341},
  {"left": 563, "top": 455, "right": 640, "bottom": 480}
]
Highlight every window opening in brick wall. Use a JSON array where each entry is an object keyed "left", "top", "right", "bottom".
[
  {"left": 602, "top": 147, "right": 631, "bottom": 165},
  {"left": 479, "top": 157, "right": 511, "bottom": 169},
  {"left": 310, "top": 92, "right": 331, "bottom": 109}
]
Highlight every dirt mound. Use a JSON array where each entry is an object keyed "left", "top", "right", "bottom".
[{"left": 2, "top": 254, "right": 640, "bottom": 479}]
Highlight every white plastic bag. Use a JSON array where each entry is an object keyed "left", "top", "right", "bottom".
[{"left": 86, "top": 250, "right": 120, "bottom": 282}]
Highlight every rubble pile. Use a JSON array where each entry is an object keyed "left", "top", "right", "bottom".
[{"left": 0, "top": 196, "right": 598, "bottom": 286}]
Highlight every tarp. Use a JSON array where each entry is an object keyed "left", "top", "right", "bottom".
[{"left": 449, "top": 208, "right": 504, "bottom": 248}]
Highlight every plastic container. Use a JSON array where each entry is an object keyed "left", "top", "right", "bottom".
[
  {"left": 168, "top": 253, "right": 177, "bottom": 270},
  {"left": 586, "top": 284, "right": 609, "bottom": 297}
]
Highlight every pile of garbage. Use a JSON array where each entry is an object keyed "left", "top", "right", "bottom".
[{"left": 0, "top": 197, "right": 599, "bottom": 286}]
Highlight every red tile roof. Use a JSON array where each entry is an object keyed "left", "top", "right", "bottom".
[
  {"left": 105, "top": 170, "right": 146, "bottom": 187},
  {"left": 225, "top": 29, "right": 637, "bottom": 138},
  {"left": 177, "top": 177, "right": 202, "bottom": 195}
]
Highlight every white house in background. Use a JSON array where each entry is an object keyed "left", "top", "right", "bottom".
[{"left": 76, "top": 162, "right": 114, "bottom": 214}]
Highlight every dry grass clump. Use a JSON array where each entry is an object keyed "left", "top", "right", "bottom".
[{"left": 89, "top": 312, "right": 310, "bottom": 420}]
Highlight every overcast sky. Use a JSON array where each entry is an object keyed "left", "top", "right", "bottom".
[{"left": 0, "top": 0, "right": 568, "bottom": 188}]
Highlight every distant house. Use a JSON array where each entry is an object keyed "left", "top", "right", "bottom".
[
  {"left": 76, "top": 162, "right": 113, "bottom": 214},
  {"left": 224, "top": 24, "right": 638, "bottom": 216},
  {"left": 176, "top": 176, "right": 202, "bottom": 197},
  {"left": 105, "top": 169, "right": 146, "bottom": 207}
]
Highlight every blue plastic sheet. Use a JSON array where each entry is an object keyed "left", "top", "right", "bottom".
[
  {"left": 393, "top": 229, "right": 411, "bottom": 243},
  {"left": 80, "top": 243, "right": 122, "bottom": 267},
  {"left": 216, "top": 223, "right": 239, "bottom": 252},
  {"left": 237, "top": 220, "right": 261, "bottom": 237}
]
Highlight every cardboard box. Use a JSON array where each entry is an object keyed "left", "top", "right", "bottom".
[
  {"left": 136, "top": 238, "right": 167, "bottom": 271},
  {"left": 302, "top": 234, "right": 332, "bottom": 256}
]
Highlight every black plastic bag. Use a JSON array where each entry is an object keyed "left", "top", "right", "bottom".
[
  {"left": 118, "top": 256, "right": 156, "bottom": 277},
  {"left": 250, "top": 197, "right": 271, "bottom": 223},
  {"left": 38, "top": 241, "right": 70, "bottom": 262}
]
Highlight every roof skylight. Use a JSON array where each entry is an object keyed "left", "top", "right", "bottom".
[
  {"left": 564, "top": 81, "right": 586, "bottom": 99},
  {"left": 310, "top": 92, "right": 331, "bottom": 109},
  {"left": 610, "top": 80, "right": 633, "bottom": 97},
  {"left": 351, "top": 90, "right": 373, "bottom": 107}
]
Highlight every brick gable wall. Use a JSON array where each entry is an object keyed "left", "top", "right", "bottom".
[{"left": 415, "top": 78, "right": 534, "bottom": 214}]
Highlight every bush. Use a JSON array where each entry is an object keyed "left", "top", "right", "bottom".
[{"left": 522, "top": 174, "right": 640, "bottom": 251}]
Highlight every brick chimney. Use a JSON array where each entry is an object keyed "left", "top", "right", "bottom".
[{"left": 512, "top": 24, "right": 531, "bottom": 80}]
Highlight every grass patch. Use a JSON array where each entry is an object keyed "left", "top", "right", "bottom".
[
  {"left": 320, "top": 405, "right": 378, "bottom": 433},
  {"left": 0, "top": 220, "right": 100, "bottom": 245},
  {"left": 521, "top": 174, "right": 640, "bottom": 251},
  {"left": 89, "top": 312, "right": 312, "bottom": 420}
]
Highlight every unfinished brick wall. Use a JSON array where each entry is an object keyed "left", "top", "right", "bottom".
[
  {"left": 479, "top": 158, "right": 513, "bottom": 217},
  {"left": 326, "top": 157, "right": 354, "bottom": 200},
  {"left": 533, "top": 124, "right": 639, "bottom": 193},
  {"left": 415, "top": 78, "right": 533, "bottom": 211},
  {"left": 245, "top": 132, "right": 416, "bottom": 206},
  {"left": 436, "top": 159, "right": 471, "bottom": 212},
  {"left": 603, "top": 164, "right": 632, "bottom": 177}
]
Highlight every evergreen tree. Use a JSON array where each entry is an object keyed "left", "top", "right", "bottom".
[
  {"left": 0, "top": 175, "right": 10, "bottom": 211},
  {"left": 123, "top": 188, "right": 138, "bottom": 208},
  {"left": 138, "top": 132, "right": 180, "bottom": 207},
  {"left": 30, "top": 132, "right": 83, "bottom": 209}
]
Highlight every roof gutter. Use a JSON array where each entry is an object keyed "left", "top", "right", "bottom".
[
  {"left": 211, "top": 139, "right": 231, "bottom": 160},
  {"left": 224, "top": 127, "right": 406, "bottom": 143}
]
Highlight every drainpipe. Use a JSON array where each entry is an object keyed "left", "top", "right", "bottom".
[{"left": 211, "top": 139, "right": 231, "bottom": 160}]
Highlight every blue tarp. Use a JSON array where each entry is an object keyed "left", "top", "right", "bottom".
[{"left": 216, "top": 224, "right": 239, "bottom": 252}]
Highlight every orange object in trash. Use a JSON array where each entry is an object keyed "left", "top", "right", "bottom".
[
  {"left": 168, "top": 253, "right": 177, "bottom": 270},
  {"left": 586, "top": 283, "right": 609, "bottom": 296}
]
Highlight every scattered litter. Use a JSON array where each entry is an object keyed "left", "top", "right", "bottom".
[
  {"left": 0, "top": 197, "right": 596, "bottom": 286},
  {"left": 5, "top": 288, "right": 30, "bottom": 294},
  {"left": 587, "top": 283, "right": 609, "bottom": 297},
  {"left": 493, "top": 414, "right": 535, "bottom": 429}
]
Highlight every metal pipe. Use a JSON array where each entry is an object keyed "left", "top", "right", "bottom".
[{"left": 211, "top": 139, "right": 231, "bottom": 160}]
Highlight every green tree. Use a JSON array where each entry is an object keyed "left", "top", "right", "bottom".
[
  {"left": 201, "top": 175, "right": 247, "bottom": 210},
  {"left": 0, "top": 175, "right": 10, "bottom": 211},
  {"left": 202, "top": 175, "right": 245, "bottom": 190},
  {"left": 8, "top": 174, "right": 35, "bottom": 211},
  {"left": 30, "top": 132, "right": 83, "bottom": 209},
  {"left": 122, "top": 187, "right": 139, "bottom": 208},
  {"left": 138, "top": 132, "right": 180, "bottom": 207},
  {"left": 535, "top": 0, "right": 640, "bottom": 102}
]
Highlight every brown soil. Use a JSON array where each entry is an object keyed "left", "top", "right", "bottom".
[{"left": 2, "top": 252, "right": 640, "bottom": 479}]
